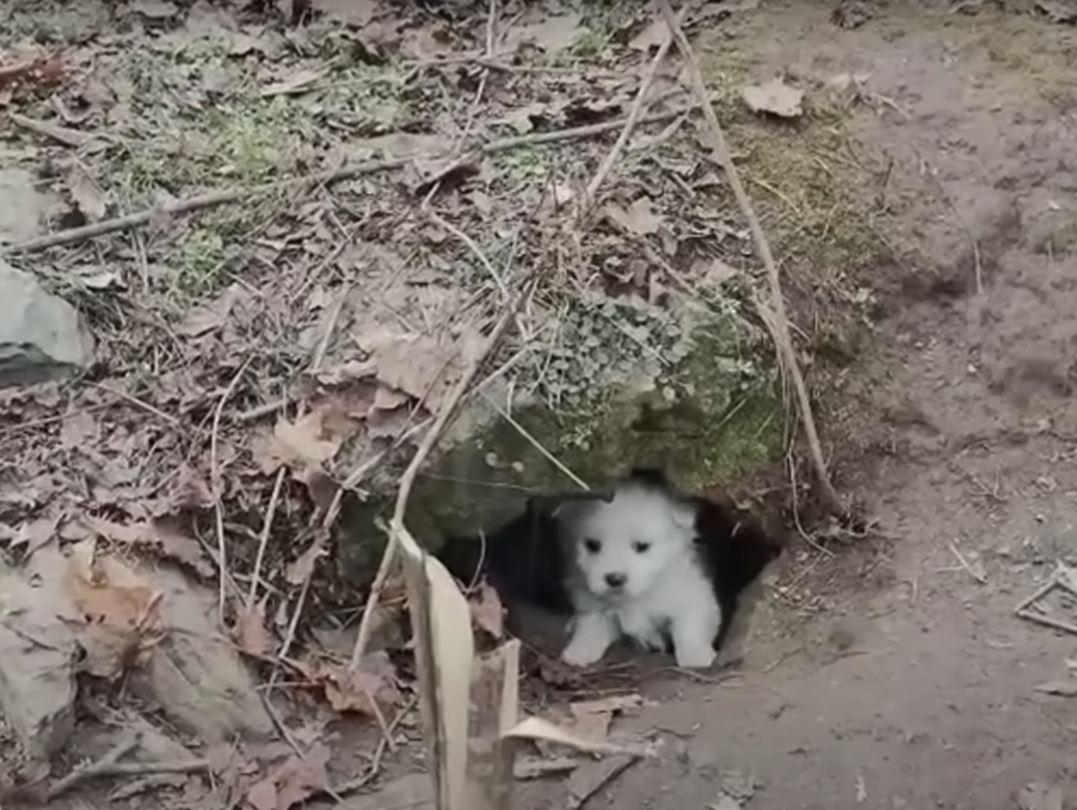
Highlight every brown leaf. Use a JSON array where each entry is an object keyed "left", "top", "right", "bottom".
[
  {"left": 513, "top": 754, "right": 579, "bottom": 780},
  {"left": 374, "top": 334, "right": 478, "bottom": 413},
  {"left": 314, "top": 358, "right": 376, "bottom": 386},
  {"left": 246, "top": 743, "right": 330, "bottom": 810},
  {"left": 64, "top": 539, "right": 161, "bottom": 679},
  {"left": 232, "top": 600, "right": 271, "bottom": 658},
  {"left": 470, "top": 584, "right": 504, "bottom": 640},
  {"left": 372, "top": 384, "right": 410, "bottom": 411},
  {"left": 568, "top": 694, "right": 643, "bottom": 743},
  {"left": 9, "top": 512, "right": 61, "bottom": 557},
  {"left": 741, "top": 78, "right": 804, "bottom": 118},
  {"left": 163, "top": 464, "right": 214, "bottom": 512},
  {"left": 254, "top": 386, "right": 371, "bottom": 474},
  {"left": 254, "top": 411, "right": 343, "bottom": 474},
  {"left": 177, "top": 283, "right": 248, "bottom": 337},
  {"left": 68, "top": 163, "right": 107, "bottom": 222},
  {"left": 60, "top": 410, "right": 98, "bottom": 449},
  {"left": 285, "top": 538, "right": 324, "bottom": 586},
  {"left": 313, "top": 656, "right": 400, "bottom": 716},
  {"left": 604, "top": 197, "right": 664, "bottom": 236},
  {"left": 694, "top": 257, "right": 739, "bottom": 287},
  {"left": 82, "top": 515, "right": 211, "bottom": 577}
]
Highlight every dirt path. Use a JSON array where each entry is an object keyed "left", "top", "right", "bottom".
[{"left": 533, "top": 5, "right": 1077, "bottom": 809}]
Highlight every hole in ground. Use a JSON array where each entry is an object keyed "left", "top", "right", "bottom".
[{"left": 436, "top": 485, "right": 785, "bottom": 675}]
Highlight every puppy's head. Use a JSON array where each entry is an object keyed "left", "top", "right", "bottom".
[{"left": 560, "top": 481, "right": 697, "bottom": 601}]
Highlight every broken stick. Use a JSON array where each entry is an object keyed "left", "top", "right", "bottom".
[{"left": 659, "top": 0, "right": 845, "bottom": 517}]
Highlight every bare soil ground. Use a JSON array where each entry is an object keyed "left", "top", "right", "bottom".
[
  {"left": 550, "top": 4, "right": 1077, "bottom": 809},
  {"left": 3, "top": 1, "right": 1077, "bottom": 809}
]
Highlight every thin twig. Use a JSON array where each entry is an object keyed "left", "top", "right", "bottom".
[
  {"left": 348, "top": 277, "right": 535, "bottom": 672},
  {"left": 247, "top": 467, "right": 285, "bottom": 610},
  {"left": 9, "top": 110, "right": 103, "bottom": 148},
  {"left": 583, "top": 5, "right": 687, "bottom": 208},
  {"left": 211, "top": 360, "right": 251, "bottom": 623},
  {"left": 426, "top": 207, "right": 509, "bottom": 302},
  {"left": 88, "top": 759, "right": 209, "bottom": 777},
  {"left": 234, "top": 396, "right": 296, "bottom": 424},
  {"left": 660, "top": 0, "right": 844, "bottom": 517},
  {"left": 47, "top": 734, "right": 140, "bottom": 800},
  {"left": 948, "top": 540, "right": 987, "bottom": 584},
  {"left": 3, "top": 104, "right": 698, "bottom": 256},
  {"left": 480, "top": 392, "right": 589, "bottom": 489},
  {"left": 87, "top": 382, "right": 180, "bottom": 426},
  {"left": 328, "top": 694, "right": 419, "bottom": 797}
]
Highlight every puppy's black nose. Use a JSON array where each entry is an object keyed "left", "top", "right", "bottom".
[{"left": 604, "top": 572, "right": 626, "bottom": 588}]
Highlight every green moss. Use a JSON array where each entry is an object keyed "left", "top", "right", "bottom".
[
  {"left": 404, "top": 315, "right": 782, "bottom": 542},
  {"left": 172, "top": 227, "right": 226, "bottom": 297}
]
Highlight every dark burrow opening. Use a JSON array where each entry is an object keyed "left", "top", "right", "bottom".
[{"left": 435, "top": 472, "right": 786, "bottom": 678}]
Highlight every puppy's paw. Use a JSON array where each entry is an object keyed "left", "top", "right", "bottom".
[
  {"left": 674, "top": 643, "right": 716, "bottom": 669},
  {"left": 561, "top": 639, "right": 604, "bottom": 667}
]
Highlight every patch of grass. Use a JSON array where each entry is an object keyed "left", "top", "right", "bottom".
[
  {"left": 495, "top": 144, "right": 553, "bottom": 185},
  {"left": 209, "top": 99, "right": 292, "bottom": 182},
  {"left": 322, "top": 63, "right": 413, "bottom": 134},
  {"left": 172, "top": 227, "right": 227, "bottom": 298}
]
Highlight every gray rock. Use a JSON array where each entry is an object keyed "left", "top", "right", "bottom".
[
  {"left": 0, "top": 549, "right": 79, "bottom": 760},
  {"left": 0, "top": 167, "right": 46, "bottom": 243},
  {"left": 0, "top": 260, "right": 94, "bottom": 387}
]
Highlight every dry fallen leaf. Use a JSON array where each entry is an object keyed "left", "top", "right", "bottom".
[
  {"left": 604, "top": 197, "right": 664, "bottom": 236},
  {"left": 246, "top": 743, "right": 330, "bottom": 810},
  {"left": 305, "top": 655, "right": 401, "bottom": 716},
  {"left": 82, "top": 515, "right": 211, "bottom": 578},
  {"left": 64, "top": 539, "right": 162, "bottom": 679},
  {"left": 375, "top": 334, "right": 478, "bottom": 413},
  {"left": 568, "top": 694, "right": 643, "bottom": 743},
  {"left": 68, "top": 163, "right": 107, "bottom": 222},
  {"left": 232, "top": 599, "right": 271, "bottom": 658},
  {"left": 163, "top": 464, "right": 214, "bottom": 512},
  {"left": 177, "top": 283, "right": 248, "bottom": 337},
  {"left": 513, "top": 755, "right": 579, "bottom": 780},
  {"left": 695, "top": 257, "right": 739, "bottom": 287},
  {"left": 741, "top": 78, "right": 804, "bottom": 118},
  {"left": 469, "top": 583, "right": 504, "bottom": 641},
  {"left": 503, "top": 716, "right": 651, "bottom": 758},
  {"left": 254, "top": 412, "right": 343, "bottom": 474},
  {"left": 60, "top": 410, "right": 98, "bottom": 449}
]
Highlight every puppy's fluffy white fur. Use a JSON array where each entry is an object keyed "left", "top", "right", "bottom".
[{"left": 558, "top": 482, "right": 720, "bottom": 668}]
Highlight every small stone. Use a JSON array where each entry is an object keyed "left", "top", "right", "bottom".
[
  {"left": 484, "top": 452, "right": 500, "bottom": 468},
  {"left": 0, "top": 260, "right": 94, "bottom": 387},
  {"left": 511, "top": 461, "right": 525, "bottom": 474}
]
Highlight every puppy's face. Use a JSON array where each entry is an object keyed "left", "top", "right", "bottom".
[{"left": 565, "top": 485, "right": 696, "bottom": 600}]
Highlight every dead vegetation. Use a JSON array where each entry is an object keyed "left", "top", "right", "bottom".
[{"left": 0, "top": 0, "right": 901, "bottom": 807}]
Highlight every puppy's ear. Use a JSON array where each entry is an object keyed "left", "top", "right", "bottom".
[{"left": 627, "top": 467, "right": 671, "bottom": 490}]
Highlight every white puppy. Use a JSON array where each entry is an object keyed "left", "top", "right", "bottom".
[{"left": 558, "top": 481, "right": 720, "bottom": 669}]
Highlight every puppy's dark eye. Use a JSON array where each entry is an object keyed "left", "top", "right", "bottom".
[
  {"left": 583, "top": 538, "right": 601, "bottom": 554},
  {"left": 632, "top": 541, "right": 651, "bottom": 553}
]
